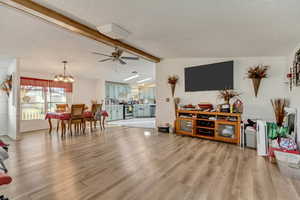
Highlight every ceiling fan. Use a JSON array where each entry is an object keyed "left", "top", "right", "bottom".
[{"left": 92, "top": 47, "right": 139, "bottom": 65}]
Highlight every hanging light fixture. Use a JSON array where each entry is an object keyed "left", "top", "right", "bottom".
[{"left": 54, "top": 61, "right": 74, "bottom": 83}]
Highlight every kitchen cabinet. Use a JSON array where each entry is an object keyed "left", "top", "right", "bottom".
[
  {"left": 133, "top": 104, "right": 155, "bottom": 118},
  {"left": 106, "top": 105, "right": 123, "bottom": 121},
  {"left": 106, "top": 104, "right": 156, "bottom": 121}
]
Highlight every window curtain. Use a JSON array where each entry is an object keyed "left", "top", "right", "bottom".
[
  {"left": 20, "top": 77, "right": 73, "bottom": 93},
  {"left": 49, "top": 81, "right": 73, "bottom": 93},
  {"left": 20, "top": 77, "right": 49, "bottom": 88}
]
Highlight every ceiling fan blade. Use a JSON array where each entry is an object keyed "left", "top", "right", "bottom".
[
  {"left": 121, "top": 56, "right": 139, "bottom": 60},
  {"left": 92, "top": 52, "right": 112, "bottom": 57},
  {"left": 98, "top": 58, "right": 113, "bottom": 62},
  {"left": 117, "top": 49, "right": 123, "bottom": 57},
  {"left": 119, "top": 59, "right": 127, "bottom": 65}
]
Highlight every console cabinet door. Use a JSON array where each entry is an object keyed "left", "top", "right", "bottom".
[
  {"left": 176, "top": 119, "right": 194, "bottom": 135},
  {"left": 215, "top": 121, "right": 239, "bottom": 143}
]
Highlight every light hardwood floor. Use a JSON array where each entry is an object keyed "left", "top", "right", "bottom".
[{"left": 0, "top": 126, "right": 300, "bottom": 200}]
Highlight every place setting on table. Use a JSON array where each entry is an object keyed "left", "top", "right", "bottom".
[{"left": 45, "top": 101, "right": 108, "bottom": 137}]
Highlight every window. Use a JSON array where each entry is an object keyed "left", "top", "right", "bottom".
[
  {"left": 21, "top": 86, "right": 46, "bottom": 120},
  {"left": 47, "top": 87, "right": 67, "bottom": 112},
  {"left": 20, "top": 77, "right": 72, "bottom": 120}
]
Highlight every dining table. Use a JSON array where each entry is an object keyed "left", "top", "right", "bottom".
[{"left": 45, "top": 111, "right": 93, "bottom": 134}]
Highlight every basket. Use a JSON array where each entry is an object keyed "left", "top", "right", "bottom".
[{"left": 274, "top": 150, "right": 300, "bottom": 179}]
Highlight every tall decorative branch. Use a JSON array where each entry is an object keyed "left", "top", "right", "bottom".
[
  {"left": 271, "top": 98, "right": 288, "bottom": 127},
  {"left": 174, "top": 97, "right": 180, "bottom": 117}
]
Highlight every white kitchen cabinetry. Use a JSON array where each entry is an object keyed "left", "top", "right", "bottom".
[
  {"left": 133, "top": 104, "right": 153, "bottom": 118},
  {"left": 106, "top": 105, "right": 123, "bottom": 121}
]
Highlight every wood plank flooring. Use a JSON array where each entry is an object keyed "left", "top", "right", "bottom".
[{"left": 0, "top": 126, "right": 300, "bottom": 200}]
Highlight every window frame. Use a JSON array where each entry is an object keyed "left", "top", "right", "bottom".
[{"left": 20, "top": 77, "right": 72, "bottom": 121}]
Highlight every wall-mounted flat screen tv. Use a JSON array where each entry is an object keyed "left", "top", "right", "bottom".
[{"left": 185, "top": 61, "right": 234, "bottom": 91}]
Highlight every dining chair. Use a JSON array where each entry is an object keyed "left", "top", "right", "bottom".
[
  {"left": 55, "top": 104, "right": 69, "bottom": 132},
  {"left": 67, "top": 104, "right": 85, "bottom": 136},
  {"left": 56, "top": 104, "right": 69, "bottom": 112},
  {"left": 101, "top": 110, "right": 109, "bottom": 129},
  {"left": 86, "top": 104, "right": 102, "bottom": 132}
]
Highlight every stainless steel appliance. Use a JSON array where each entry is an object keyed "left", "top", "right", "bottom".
[
  {"left": 150, "top": 105, "right": 156, "bottom": 117},
  {"left": 123, "top": 105, "right": 133, "bottom": 119}
]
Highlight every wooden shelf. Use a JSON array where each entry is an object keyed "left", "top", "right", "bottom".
[
  {"left": 195, "top": 118, "right": 215, "bottom": 122},
  {"left": 216, "top": 120, "right": 238, "bottom": 125},
  {"left": 177, "top": 130, "right": 194, "bottom": 136},
  {"left": 176, "top": 110, "right": 241, "bottom": 117},
  {"left": 177, "top": 117, "right": 194, "bottom": 120},
  {"left": 175, "top": 110, "right": 241, "bottom": 145},
  {"left": 195, "top": 126, "right": 214, "bottom": 130},
  {"left": 194, "top": 134, "right": 215, "bottom": 140}
]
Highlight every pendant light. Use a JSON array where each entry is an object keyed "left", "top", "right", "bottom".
[{"left": 54, "top": 61, "right": 74, "bottom": 83}]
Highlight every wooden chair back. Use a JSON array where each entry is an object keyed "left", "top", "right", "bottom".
[
  {"left": 56, "top": 104, "right": 69, "bottom": 112},
  {"left": 70, "top": 104, "right": 85, "bottom": 119},
  {"left": 91, "top": 104, "right": 102, "bottom": 114}
]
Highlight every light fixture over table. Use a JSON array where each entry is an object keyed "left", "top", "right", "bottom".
[{"left": 54, "top": 61, "right": 74, "bottom": 83}]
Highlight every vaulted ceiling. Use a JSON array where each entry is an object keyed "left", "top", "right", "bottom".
[
  {"left": 0, "top": 3, "right": 155, "bottom": 83},
  {"left": 31, "top": 0, "right": 300, "bottom": 57},
  {"left": 0, "top": 0, "right": 300, "bottom": 81}
]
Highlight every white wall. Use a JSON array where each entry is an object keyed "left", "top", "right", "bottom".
[
  {"left": 0, "top": 60, "right": 9, "bottom": 136},
  {"left": 7, "top": 59, "right": 20, "bottom": 139},
  {"left": 0, "top": 58, "right": 20, "bottom": 139},
  {"left": 20, "top": 71, "right": 105, "bottom": 132},
  {"left": 71, "top": 78, "right": 98, "bottom": 105},
  {"left": 156, "top": 57, "right": 291, "bottom": 126}
]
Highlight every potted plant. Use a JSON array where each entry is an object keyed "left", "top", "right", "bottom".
[
  {"left": 247, "top": 65, "right": 269, "bottom": 97},
  {"left": 218, "top": 89, "right": 240, "bottom": 104},
  {"left": 168, "top": 75, "right": 178, "bottom": 97}
]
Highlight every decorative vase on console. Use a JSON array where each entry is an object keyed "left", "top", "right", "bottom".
[
  {"left": 218, "top": 89, "right": 240, "bottom": 113},
  {"left": 218, "top": 89, "right": 240, "bottom": 104}
]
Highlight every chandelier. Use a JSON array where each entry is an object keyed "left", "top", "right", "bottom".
[{"left": 54, "top": 61, "right": 74, "bottom": 83}]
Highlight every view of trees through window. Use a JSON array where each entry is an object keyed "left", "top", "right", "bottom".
[{"left": 21, "top": 86, "right": 67, "bottom": 120}]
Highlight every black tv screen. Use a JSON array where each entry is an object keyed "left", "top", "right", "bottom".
[{"left": 185, "top": 61, "right": 234, "bottom": 91}]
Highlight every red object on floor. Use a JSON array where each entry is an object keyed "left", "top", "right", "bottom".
[
  {"left": 0, "top": 173, "right": 12, "bottom": 185},
  {"left": 269, "top": 147, "right": 300, "bottom": 158}
]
